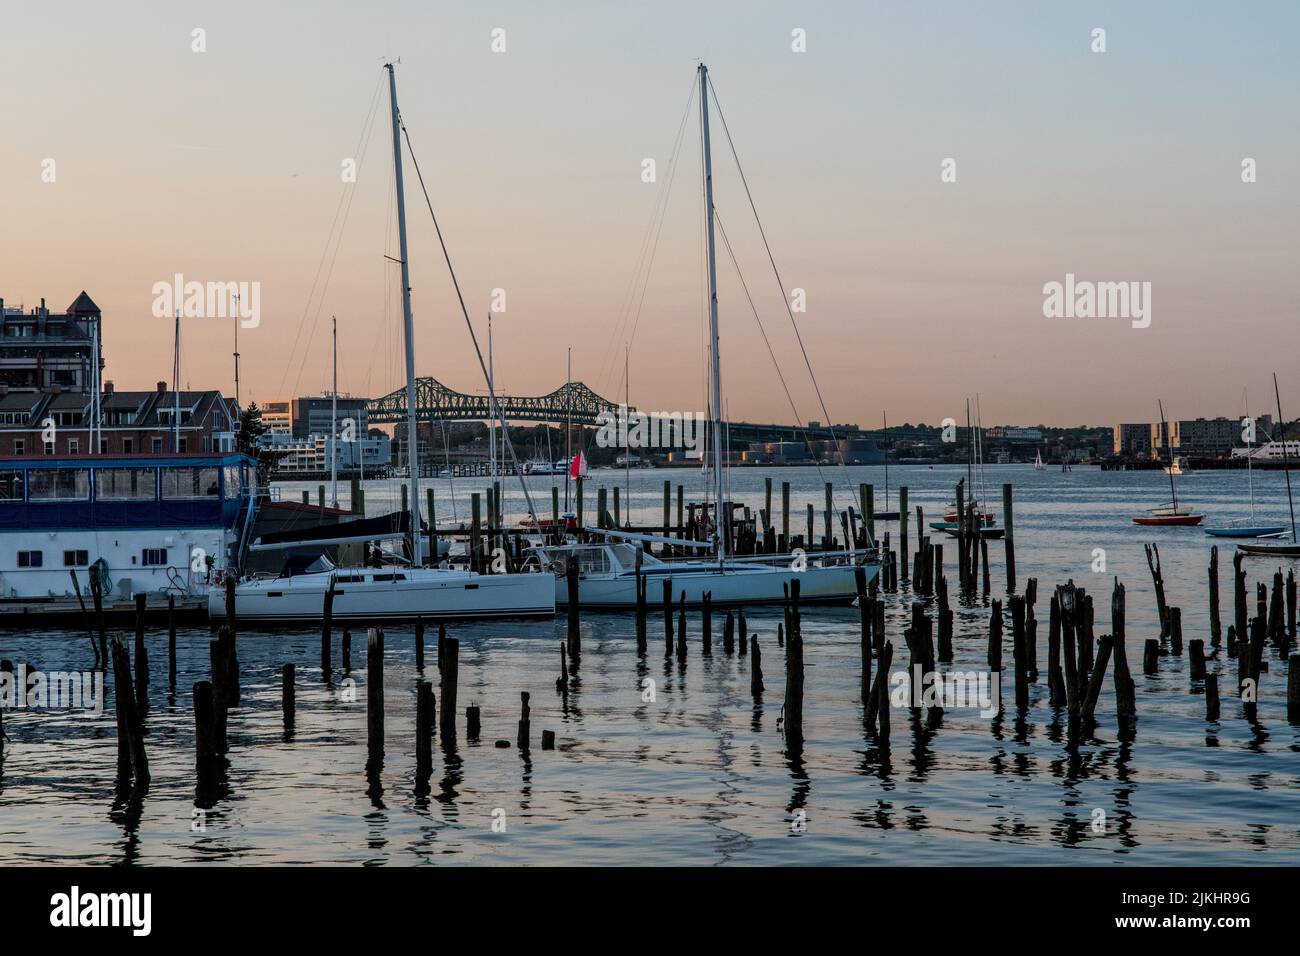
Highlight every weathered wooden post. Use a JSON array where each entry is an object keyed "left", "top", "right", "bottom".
[
  {"left": 440, "top": 637, "right": 459, "bottom": 740},
  {"left": 321, "top": 573, "right": 336, "bottom": 675},
  {"left": 1010, "top": 594, "right": 1029, "bottom": 711},
  {"left": 1288, "top": 652, "right": 1300, "bottom": 723},
  {"left": 1002, "top": 483, "right": 1016, "bottom": 594},
  {"left": 565, "top": 555, "right": 581, "bottom": 660},
  {"left": 750, "top": 635, "right": 764, "bottom": 697},
  {"left": 724, "top": 609, "right": 735, "bottom": 655},
  {"left": 1081, "top": 634, "right": 1114, "bottom": 725},
  {"left": 470, "top": 492, "right": 483, "bottom": 571},
  {"left": 1208, "top": 546, "right": 1222, "bottom": 647},
  {"left": 194, "top": 680, "right": 216, "bottom": 779},
  {"left": 415, "top": 679, "right": 433, "bottom": 775},
  {"left": 466, "top": 704, "right": 481, "bottom": 741},
  {"left": 1189, "top": 639, "right": 1207, "bottom": 680},
  {"left": 784, "top": 590, "right": 804, "bottom": 751},
  {"left": 1047, "top": 594, "right": 1065, "bottom": 708},
  {"left": 415, "top": 618, "right": 425, "bottom": 670},
  {"left": 738, "top": 608, "right": 748, "bottom": 656},
  {"left": 676, "top": 592, "right": 687, "bottom": 663},
  {"left": 517, "top": 691, "right": 531, "bottom": 751},
  {"left": 1169, "top": 606, "right": 1183, "bottom": 655},
  {"left": 1143, "top": 638, "right": 1160, "bottom": 675},
  {"left": 366, "top": 628, "right": 384, "bottom": 765},
  {"left": 662, "top": 577, "right": 674, "bottom": 657},
  {"left": 1205, "top": 672, "right": 1221, "bottom": 722},
  {"left": 634, "top": 560, "right": 647, "bottom": 654},
  {"left": 282, "top": 663, "right": 295, "bottom": 732},
  {"left": 781, "top": 481, "right": 791, "bottom": 549},
  {"left": 701, "top": 591, "right": 712, "bottom": 656},
  {"left": 110, "top": 637, "right": 149, "bottom": 786}
]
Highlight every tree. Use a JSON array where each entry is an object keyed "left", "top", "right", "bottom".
[{"left": 238, "top": 401, "right": 269, "bottom": 456}]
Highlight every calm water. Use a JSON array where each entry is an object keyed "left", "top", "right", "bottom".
[{"left": 2, "top": 464, "right": 1298, "bottom": 865}]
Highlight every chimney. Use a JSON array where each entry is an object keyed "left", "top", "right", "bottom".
[
  {"left": 157, "top": 381, "right": 167, "bottom": 394},
  {"left": 104, "top": 380, "right": 114, "bottom": 395}
]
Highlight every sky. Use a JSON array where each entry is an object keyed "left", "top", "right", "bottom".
[{"left": 2, "top": 1, "right": 1297, "bottom": 428}]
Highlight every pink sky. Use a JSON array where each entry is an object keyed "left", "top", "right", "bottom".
[{"left": 2, "top": 2, "right": 1297, "bottom": 427}]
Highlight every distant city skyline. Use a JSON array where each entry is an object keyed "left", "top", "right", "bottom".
[{"left": 3, "top": 2, "right": 1297, "bottom": 428}]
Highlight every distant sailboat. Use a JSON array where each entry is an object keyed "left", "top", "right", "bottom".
[
  {"left": 1206, "top": 388, "right": 1287, "bottom": 539},
  {"left": 1034, "top": 448, "right": 1045, "bottom": 471},
  {"left": 876, "top": 411, "right": 900, "bottom": 520},
  {"left": 1134, "top": 400, "right": 1203, "bottom": 526},
  {"left": 1237, "top": 374, "right": 1300, "bottom": 556}
]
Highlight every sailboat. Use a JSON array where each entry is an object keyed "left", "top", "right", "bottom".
[
  {"left": 1206, "top": 389, "right": 1287, "bottom": 538},
  {"left": 1237, "top": 374, "right": 1300, "bottom": 556},
  {"left": 1133, "top": 400, "right": 1203, "bottom": 526},
  {"left": 531, "top": 63, "right": 876, "bottom": 609},
  {"left": 213, "top": 63, "right": 554, "bottom": 625},
  {"left": 876, "top": 411, "right": 900, "bottom": 521},
  {"left": 1034, "top": 448, "right": 1045, "bottom": 470}
]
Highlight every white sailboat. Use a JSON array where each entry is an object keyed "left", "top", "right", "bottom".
[
  {"left": 1034, "top": 448, "right": 1045, "bottom": 470},
  {"left": 534, "top": 64, "right": 876, "bottom": 609},
  {"left": 213, "top": 63, "right": 554, "bottom": 625}
]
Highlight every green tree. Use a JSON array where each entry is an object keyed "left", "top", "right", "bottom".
[{"left": 237, "top": 401, "right": 269, "bottom": 456}]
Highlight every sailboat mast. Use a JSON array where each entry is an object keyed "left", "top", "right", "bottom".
[
  {"left": 699, "top": 63, "right": 726, "bottom": 560},
  {"left": 882, "top": 411, "right": 889, "bottom": 511},
  {"left": 172, "top": 312, "right": 181, "bottom": 453},
  {"left": 488, "top": 313, "right": 496, "bottom": 480},
  {"left": 386, "top": 62, "right": 421, "bottom": 565},
  {"left": 330, "top": 315, "right": 339, "bottom": 508},
  {"left": 1159, "top": 400, "right": 1177, "bottom": 509},
  {"left": 564, "top": 348, "right": 571, "bottom": 511},
  {"left": 624, "top": 344, "right": 631, "bottom": 523},
  {"left": 1272, "top": 373, "right": 1297, "bottom": 543},
  {"left": 1244, "top": 389, "right": 1256, "bottom": 519}
]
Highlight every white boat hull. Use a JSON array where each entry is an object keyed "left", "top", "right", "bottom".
[
  {"left": 557, "top": 562, "right": 873, "bottom": 610},
  {"left": 211, "top": 568, "right": 555, "bottom": 625}
]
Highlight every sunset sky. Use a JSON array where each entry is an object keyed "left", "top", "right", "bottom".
[{"left": 2, "top": 1, "right": 1297, "bottom": 428}]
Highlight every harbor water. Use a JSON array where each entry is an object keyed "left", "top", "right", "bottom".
[{"left": 1, "top": 464, "right": 1298, "bottom": 865}]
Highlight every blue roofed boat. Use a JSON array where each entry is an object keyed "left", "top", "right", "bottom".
[{"left": 0, "top": 451, "right": 255, "bottom": 609}]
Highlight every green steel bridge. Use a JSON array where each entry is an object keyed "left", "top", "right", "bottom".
[{"left": 365, "top": 377, "right": 868, "bottom": 446}]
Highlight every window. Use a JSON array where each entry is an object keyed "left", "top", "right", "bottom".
[
  {"left": 63, "top": 550, "right": 89, "bottom": 567},
  {"left": 27, "top": 468, "right": 90, "bottom": 501},
  {"left": 95, "top": 467, "right": 156, "bottom": 501},
  {"left": 17, "top": 550, "right": 43, "bottom": 567},
  {"left": 151, "top": 437, "right": 163, "bottom": 453},
  {"left": 43, "top": 441, "right": 54, "bottom": 455},
  {"left": 178, "top": 437, "right": 187, "bottom": 453},
  {"left": 123, "top": 438, "right": 134, "bottom": 455},
  {"left": 162, "top": 466, "right": 219, "bottom": 499},
  {"left": 0, "top": 471, "right": 23, "bottom": 502},
  {"left": 99, "top": 438, "right": 108, "bottom": 454},
  {"left": 14, "top": 439, "right": 24, "bottom": 456},
  {"left": 141, "top": 548, "right": 168, "bottom": 566},
  {"left": 223, "top": 464, "right": 242, "bottom": 499},
  {"left": 67, "top": 438, "right": 79, "bottom": 455}
]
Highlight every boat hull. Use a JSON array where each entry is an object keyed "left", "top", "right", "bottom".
[
  {"left": 557, "top": 562, "right": 874, "bottom": 610},
  {"left": 1204, "top": 526, "right": 1288, "bottom": 539},
  {"left": 1236, "top": 541, "right": 1300, "bottom": 557},
  {"left": 211, "top": 570, "right": 555, "bottom": 625},
  {"left": 1132, "top": 514, "right": 1204, "bottom": 526}
]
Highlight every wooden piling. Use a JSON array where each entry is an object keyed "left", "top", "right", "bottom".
[
  {"left": 1011, "top": 594, "right": 1028, "bottom": 710},
  {"left": 321, "top": 573, "right": 336, "bottom": 674},
  {"left": 416, "top": 680, "right": 433, "bottom": 774},
  {"left": 193, "top": 680, "right": 216, "bottom": 775},
  {"left": 1205, "top": 672, "right": 1220, "bottom": 722},
  {"left": 517, "top": 691, "right": 531, "bottom": 751},
  {"left": 1143, "top": 638, "right": 1160, "bottom": 675},
  {"left": 1169, "top": 606, "right": 1183, "bottom": 655},
  {"left": 663, "top": 578, "right": 674, "bottom": 657},
  {"left": 1189, "top": 639, "right": 1206, "bottom": 681},
  {"left": 1144, "top": 543, "right": 1170, "bottom": 640},
  {"left": 1047, "top": 594, "right": 1065, "bottom": 708},
  {"left": 466, "top": 703, "right": 481, "bottom": 741},
  {"left": 1208, "top": 546, "right": 1222, "bottom": 647},
  {"left": 1110, "top": 579, "right": 1136, "bottom": 727},
  {"left": 366, "top": 628, "right": 384, "bottom": 763},
  {"left": 110, "top": 637, "right": 149, "bottom": 786},
  {"left": 1002, "top": 483, "right": 1016, "bottom": 594},
  {"left": 724, "top": 609, "right": 735, "bottom": 655},
  {"left": 541, "top": 729, "right": 556, "bottom": 750},
  {"left": 738, "top": 608, "right": 748, "bottom": 656},
  {"left": 634, "top": 560, "right": 648, "bottom": 654},
  {"left": 89, "top": 572, "right": 107, "bottom": 670},
  {"left": 676, "top": 593, "right": 687, "bottom": 662},
  {"left": 282, "top": 663, "right": 295, "bottom": 731},
  {"left": 987, "top": 598, "right": 1003, "bottom": 671},
  {"left": 751, "top": 635, "right": 764, "bottom": 697},
  {"left": 701, "top": 591, "right": 712, "bottom": 656},
  {"left": 784, "top": 586, "right": 804, "bottom": 751},
  {"left": 1081, "top": 634, "right": 1114, "bottom": 725},
  {"left": 415, "top": 619, "right": 425, "bottom": 670},
  {"left": 440, "top": 637, "right": 459, "bottom": 740},
  {"left": 1288, "top": 652, "right": 1300, "bottom": 723},
  {"left": 566, "top": 555, "right": 580, "bottom": 658},
  {"left": 209, "top": 635, "right": 229, "bottom": 754}
]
